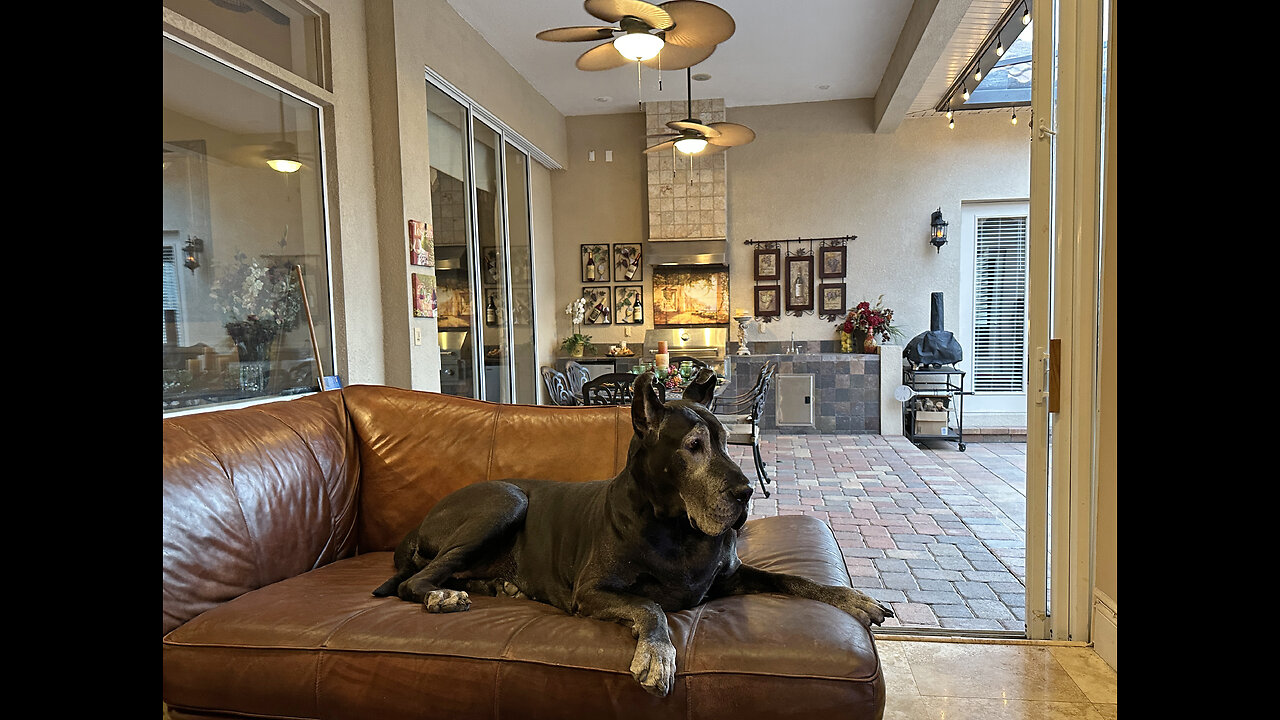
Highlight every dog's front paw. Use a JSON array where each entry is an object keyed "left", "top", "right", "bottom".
[
  {"left": 832, "top": 587, "right": 894, "bottom": 627},
  {"left": 630, "top": 637, "right": 677, "bottom": 697},
  {"left": 425, "top": 589, "right": 471, "bottom": 613}
]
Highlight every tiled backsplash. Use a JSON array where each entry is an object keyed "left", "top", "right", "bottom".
[{"left": 644, "top": 99, "right": 727, "bottom": 240}]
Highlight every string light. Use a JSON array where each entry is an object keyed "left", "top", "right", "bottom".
[
  {"left": 1023, "top": 2, "right": 1031, "bottom": 25},
  {"left": 962, "top": 85, "right": 970, "bottom": 101},
  {"left": 949, "top": 114, "right": 955, "bottom": 130},
  {"left": 975, "top": 67, "right": 983, "bottom": 82},
  {"left": 1011, "top": 109, "right": 1018, "bottom": 125},
  {"left": 996, "top": 38, "right": 1004, "bottom": 56}
]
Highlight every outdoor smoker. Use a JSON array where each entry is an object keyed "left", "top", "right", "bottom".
[{"left": 904, "top": 292, "right": 963, "bottom": 368}]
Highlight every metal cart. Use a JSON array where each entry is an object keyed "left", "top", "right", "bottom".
[{"left": 901, "top": 365, "right": 972, "bottom": 451}]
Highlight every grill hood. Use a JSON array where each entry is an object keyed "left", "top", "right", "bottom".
[{"left": 647, "top": 239, "right": 727, "bottom": 266}]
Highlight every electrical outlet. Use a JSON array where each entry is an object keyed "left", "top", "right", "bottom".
[
  {"left": 605, "top": 150, "right": 613, "bottom": 162},
  {"left": 414, "top": 327, "right": 422, "bottom": 345},
  {"left": 624, "top": 326, "right": 632, "bottom": 337},
  {"left": 588, "top": 150, "right": 596, "bottom": 162}
]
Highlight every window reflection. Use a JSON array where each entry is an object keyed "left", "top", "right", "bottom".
[{"left": 162, "top": 37, "right": 332, "bottom": 411}]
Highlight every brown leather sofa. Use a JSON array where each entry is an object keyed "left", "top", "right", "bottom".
[{"left": 163, "top": 385, "right": 886, "bottom": 719}]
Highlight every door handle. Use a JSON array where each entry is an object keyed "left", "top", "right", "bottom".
[{"left": 1048, "top": 338, "right": 1061, "bottom": 413}]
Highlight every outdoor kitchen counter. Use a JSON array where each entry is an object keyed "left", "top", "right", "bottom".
[{"left": 723, "top": 352, "right": 882, "bottom": 433}]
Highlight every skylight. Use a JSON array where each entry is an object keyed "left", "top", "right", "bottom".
[{"left": 965, "top": 21, "right": 1032, "bottom": 108}]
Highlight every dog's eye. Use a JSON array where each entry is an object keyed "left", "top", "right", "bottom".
[{"left": 687, "top": 438, "right": 703, "bottom": 452}]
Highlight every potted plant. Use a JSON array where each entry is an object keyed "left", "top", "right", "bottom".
[
  {"left": 835, "top": 294, "right": 904, "bottom": 353},
  {"left": 561, "top": 298, "right": 592, "bottom": 357}
]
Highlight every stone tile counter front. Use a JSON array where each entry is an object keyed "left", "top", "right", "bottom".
[{"left": 723, "top": 352, "right": 881, "bottom": 434}]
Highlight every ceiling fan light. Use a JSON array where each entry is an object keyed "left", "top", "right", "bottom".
[
  {"left": 674, "top": 137, "right": 708, "bottom": 154},
  {"left": 267, "top": 157, "right": 302, "bottom": 173},
  {"left": 613, "top": 31, "right": 664, "bottom": 61}
]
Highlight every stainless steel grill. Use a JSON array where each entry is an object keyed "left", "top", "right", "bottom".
[{"left": 642, "top": 327, "right": 728, "bottom": 376}]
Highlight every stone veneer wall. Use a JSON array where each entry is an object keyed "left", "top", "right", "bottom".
[
  {"left": 722, "top": 352, "right": 881, "bottom": 434},
  {"left": 644, "top": 99, "right": 726, "bottom": 240}
]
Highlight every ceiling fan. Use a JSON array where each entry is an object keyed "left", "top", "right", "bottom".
[
  {"left": 644, "top": 67, "right": 756, "bottom": 156},
  {"left": 230, "top": 93, "right": 316, "bottom": 173},
  {"left": 536, "top": 0, "right": 735, "bottom": 72}
]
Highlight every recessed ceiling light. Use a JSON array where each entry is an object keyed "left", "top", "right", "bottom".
[
  {"left": 691, "top": 73, "right": 712, "bottom": 81},
  {"left": 594, "top": 96, "right": 612, "bottom": 103}
]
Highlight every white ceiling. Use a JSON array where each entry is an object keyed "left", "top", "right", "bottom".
[{"left": 445, "top": 0, "right": 1013, "bottom": 120}]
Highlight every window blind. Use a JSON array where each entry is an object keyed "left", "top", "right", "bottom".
[
  {"left": 163, "top": 245, "right": 183, "bottom": 346},
  {"left": 972, "top": 215, "right": 1027, "bottom": 393}
]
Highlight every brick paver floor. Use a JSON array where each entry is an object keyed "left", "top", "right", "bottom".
[{"left": 730, "top": 433, "right": 1029, "bottom": 634}]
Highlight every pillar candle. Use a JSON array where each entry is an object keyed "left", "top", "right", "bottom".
[
  {"left": 658, "top": 340, "right": 668, "bottom": 354},
  {"left": 655, "top": 353, "right": 669, "bottom": 373}
]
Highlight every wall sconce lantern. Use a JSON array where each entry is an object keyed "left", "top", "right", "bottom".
[
  {"left": 929, "top": 208, "right": 948, "bottom": 253},
  {"left": 183, "top": 235, "right": 204, "bottom": 274}
]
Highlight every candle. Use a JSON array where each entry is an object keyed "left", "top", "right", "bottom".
[
  {"left": 658, "top": 340, "right": 668, "bottom": 354},
  {"left": 655, "top": 352, "right": 670, "bottom": 374}
]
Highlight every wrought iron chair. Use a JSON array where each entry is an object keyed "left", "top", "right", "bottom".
[
  {"left": 582, "top": 372, "right": 665, "bottom": 406},
  {"left": 540, "top": 366, "right": 579, "bottom": 406},
  {"left": 564, "top": 360, "right": 592, "bottom": 401},
  {"left": 711, "top": 361, "right": 778, "bottom": 498}
]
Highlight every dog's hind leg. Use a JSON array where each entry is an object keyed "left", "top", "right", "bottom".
[{"left": 388, "top": 481, "right": 529, "bottom": 612}]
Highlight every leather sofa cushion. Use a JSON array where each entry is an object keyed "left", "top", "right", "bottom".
[
  {"left": 162, "top": 514, "right": 884, "bottom": 719},
  {"left": 162, "top": 391, "right": 360, "bottom": 636},
  {"left": 343, "top": 386, "right": 636, "bottom": 552}
]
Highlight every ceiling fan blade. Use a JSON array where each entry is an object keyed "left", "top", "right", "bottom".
[
  {"left": 584, "top": 0, "right": 673, "bottom": 28},
  {"left": 659, "top": 0, "right": 735, "bottom": 48},
  {"left": 576, "top": 42, "right": 632, "bottom": 71},
  {"left": 666, "top": 120, "right": 720, "bottom": 138},
  {"left": 536, "top": 26, "right": 617, "bottom": 42},
  {"left": 639, "top": 42, "right": 713, "bottom": 70},
  {"left": 643, "top": 139, "right": 678, "bottom": 154},
  {"left": 705, "top": 122, "right": 755, "bottom": 146}
]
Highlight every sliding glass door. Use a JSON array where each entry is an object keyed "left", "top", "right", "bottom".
[{"left": 426, "top": 74, "right": 538, "bottom": 403}]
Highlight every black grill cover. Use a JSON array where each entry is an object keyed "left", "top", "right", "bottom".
[{"left": 904, "top": 292, "right": 963, "bottom": 367}]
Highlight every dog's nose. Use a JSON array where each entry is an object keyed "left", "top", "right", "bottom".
[{"left": 733, "top": 485, "right": 754, "bottom": 503}]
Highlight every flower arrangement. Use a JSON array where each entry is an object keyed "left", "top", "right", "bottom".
[
  {"left": 560, "top": 298, "right": 592, "bottom": 355},
  {"left": 209, "top": 252, "right": 304, "bottom": 360},
  {"left": 836, "top": 295, "right": 904, "bottom": 343}
]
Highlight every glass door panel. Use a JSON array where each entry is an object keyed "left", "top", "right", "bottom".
[
  {"left": 472, "top": 120, "right": 509, "bottom": 402},
  {"left": 504, "top": 142, "right": 537, "bottom": 405},
  {"left": 427, "top": 82, "right": 475, "bottom": 398}
]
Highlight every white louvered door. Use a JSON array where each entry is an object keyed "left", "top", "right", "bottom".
[{"left": 958, "top": 201, "right": 1029, "bottom": 422}]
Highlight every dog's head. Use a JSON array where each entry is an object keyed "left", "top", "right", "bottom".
[{"left": 629, "top": 369, "right": 753, "bottom": 536}]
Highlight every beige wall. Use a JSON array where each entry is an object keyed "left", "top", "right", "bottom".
[{"left": 550, "top": 102, "right": 1030, "bottom": 355}]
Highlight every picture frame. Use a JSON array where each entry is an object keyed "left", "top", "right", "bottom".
[
  {"left": 581, "top": 243, "right": 610, "bottom": 283},
  {"left": 754, "top": 247, "right": 780, "bottom": 281},
  {"left": 581, "top": 286, "right": 612, "bottom": 325},
  {"left": 818, "top": 282, "right": 846, "bottom": 316},
  {"left": 411, "top": 272, "right": 436, "bottom": 318},
  {"left": 754, "top": 284, "right": 781, "bottom": 317},
  {"left": 785, "top": 254, "right": 814, "bottom": 312},
  {"left": 408, "top": 219, "right": 434, "bottom": 267},
  {"left": 613, "top": 243, "right": 643, "bottom": 282},
  {"left": 614, "top": 285, "right": 644, "bottom": 325},
  {"left": 819, "top": 245, "right": 846, "bottom": 278},
  {"left": 481, "top": 248, "right": 500, "bottom": 286},
  {"left": 651, "top": 266, "right": 730, "bottom": 327}
]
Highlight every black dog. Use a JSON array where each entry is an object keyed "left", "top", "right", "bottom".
[{"left": 372, "top": 369, "right": 892, "bottom": 697}]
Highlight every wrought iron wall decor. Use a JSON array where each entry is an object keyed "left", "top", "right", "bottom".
[{"left": 744, "top": 236, "right": 855, "bottom": 322}]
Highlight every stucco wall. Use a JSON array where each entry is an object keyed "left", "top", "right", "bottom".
[{"left": 550, "top": 102, "right": 1030, "bottom": 357}]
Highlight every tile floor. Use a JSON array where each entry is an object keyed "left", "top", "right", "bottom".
[
  {"left": 877, "top": 638, "right": 1117, "bottom": 719},
  {"left": 731, "top": 432, "right": 1029, "bottom": 632}
]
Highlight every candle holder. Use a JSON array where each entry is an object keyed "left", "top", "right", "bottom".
[{"left": 734, "top": 315, "right": 753, "bottom": 356}]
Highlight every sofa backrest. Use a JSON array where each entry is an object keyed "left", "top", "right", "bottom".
[
  {"left": 162, "top": 390, "right": 359, "bottom": 636},
  {"left": 342, "top": 385, "right": 633, "bottom": 552}
]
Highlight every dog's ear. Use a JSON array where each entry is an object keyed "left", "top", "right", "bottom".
[
  {"left": 681, "top": 367, "right": 718, "bottom": 408},
  {"left": 631, "top": 371, "right": 665, "bottom": 437}
]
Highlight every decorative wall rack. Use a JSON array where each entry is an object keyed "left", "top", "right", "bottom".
[{"left": 744, "top": 235, "right": 856, "bottom": 322}]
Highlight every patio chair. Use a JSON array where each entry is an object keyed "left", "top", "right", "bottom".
[
  {"left": 564, "top": 360, "right": 591, "bottom": 400},
  {"left": 540, "top": 366, "right": 579, "bottom": 406},
  {"left": 582, "top": 372, "right": 665, "bottom": 406},
  {"left": 711, "top": 361, "right": 777, "bottom": 498}
]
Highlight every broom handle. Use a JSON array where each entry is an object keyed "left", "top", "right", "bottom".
[{"left": 294, "top": 265, "right": 327, "bottom": 382}]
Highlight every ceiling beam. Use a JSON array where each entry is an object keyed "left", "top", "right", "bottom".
[{"left": 872, "top": 0, "right": 973, "bottom": 134}]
